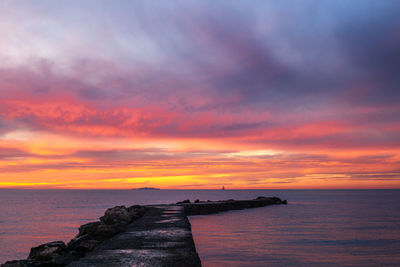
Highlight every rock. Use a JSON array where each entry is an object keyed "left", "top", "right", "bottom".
[
  {"left": 75, "top": 220, "right": 127, "bottom": 241},
  {"left": 282, "top": 200, "right": 287, "bottom": 204},
  {"left": 28, "top": 241, "right": 66, "bottom": 261},
  {"left": 176, "top": 199, "right": 190, "bottom": 204},
  {"left": 1, "top": 260, "right": 34, "bottom": 267},
  {"left": 67, "top": 234, "right": 92, "bottom": 251},
  {"left": 76, "top": 221, "right": 102, "bottom": 238},
  {"left": 194, "top": 199, "right": 200, "bottom": 203},
  {"left": 73, "top": 239, "right": 100, "bottom": 253},
  {"left": 92, "top": 223, "right": 123, "bottom": 240},
  {"left": 127, "top": 205, "right": 142, "bottom": 212},
  {"left": 100, "top": 206, "right": 131, "bottom": 225},
  {"left": 127, "top": 205, "right": 147, "bottom": 219},
  {"left": 256, "top": 196, "right": 267, "bottom": 200},
  {"left": 273, "top": 197, "right": 282, "bottom": 202},
  {"left": 75, "top": 221, "right": 125, "bottom": 241}
]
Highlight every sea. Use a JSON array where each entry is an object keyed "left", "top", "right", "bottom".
[{"left": 0, "top": 189, "right": 399, "bottom": 266}]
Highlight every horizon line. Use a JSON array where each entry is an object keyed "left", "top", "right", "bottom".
[{"left": 1, "top": 187, "right": 399, "bottom": 190}]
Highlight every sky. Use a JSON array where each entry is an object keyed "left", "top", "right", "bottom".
[{"left": 0, "top": 0, "right": 399, "bottom": 189}]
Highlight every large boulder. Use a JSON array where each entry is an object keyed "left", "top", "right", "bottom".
[
  {"left": 76, "top": 221, "right": 102, "bottom": 238},
  {"left": 92, "top": 223, "right": 124, "bottom": 240},
  {"left": 67, "top": 234, "right": 93, "bottom": 251},
  {"left": 71, "top": 239, "right": 100, "bottom": 254},
  {"left": 73, "top": 221, "right": 125, "bottom": 241},
  {"left": 28, "top": 241, "right": 66, "bottom": 262},
  {"left": 127, "top": 205, "right": 147, "bottom": 219},
  {"left": 176, "top": 199, "right": 190, "bottom": 204},
  {"left": 100, "top": 206, "right": 131, "bottom": 225}
]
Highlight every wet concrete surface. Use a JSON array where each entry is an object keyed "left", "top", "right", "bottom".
[{"left": 68, "top": 205, "right": 201, "bottom": 267}]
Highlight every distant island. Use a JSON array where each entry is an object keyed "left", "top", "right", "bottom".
[{"left": 133, "top": 187, "right": 161, "bottom": 190}]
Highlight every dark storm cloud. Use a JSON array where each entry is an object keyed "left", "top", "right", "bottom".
[{"left": 336, "top": 1, "right": 400, "bottom": 106}]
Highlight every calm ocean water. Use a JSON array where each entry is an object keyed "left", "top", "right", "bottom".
[{"left": 0, "top": 189, "right": 399, "bottom": 266}]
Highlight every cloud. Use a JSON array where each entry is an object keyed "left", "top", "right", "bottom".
[
  {"left": 0, "top": 119, "right": 19, "bottom": 136},
  {"left": 335, "top": 1, "right": 400, "bottom": 106},
  {"left": 1, "top": 1, "right": 400, "bottom": 188},
  {"left": 0, "top": 147, "right": 31, "bottom": 159}
]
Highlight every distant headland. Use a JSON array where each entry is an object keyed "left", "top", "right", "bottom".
[{"left": 133, "top": 187, "right": 160, "bottom": 190}]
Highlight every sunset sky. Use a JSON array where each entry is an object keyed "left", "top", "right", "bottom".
[{"left": 0, "top": 0, "right": 399, "bottom": 189}]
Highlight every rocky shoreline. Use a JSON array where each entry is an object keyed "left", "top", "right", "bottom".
[{"left": 2, "top": 196, "right": 287, "bottom": 267}]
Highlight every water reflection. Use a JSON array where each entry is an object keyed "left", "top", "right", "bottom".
[
  {"left": 190, "top": 190, "right": 400, "bottom": 266},
  {"left": 1, "top": 189, "right": 399, "bottom": 266}
]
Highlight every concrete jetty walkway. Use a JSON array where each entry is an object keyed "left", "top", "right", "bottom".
[{"left": 68, "top": 205, "right": 201, "bottom": 267}]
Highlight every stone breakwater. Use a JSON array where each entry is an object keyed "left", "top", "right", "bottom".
[
  {"left": 181, "top": 196, "right": 287, "bottom": 215},
  {"left": 2, "top": 196, "right": 287, "bottom": 267}
]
